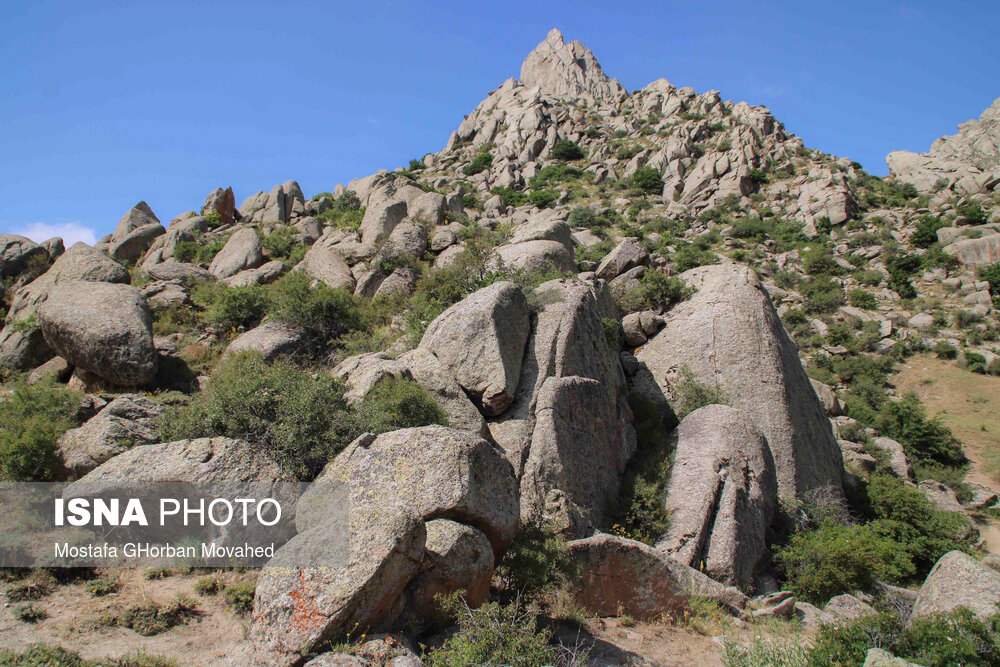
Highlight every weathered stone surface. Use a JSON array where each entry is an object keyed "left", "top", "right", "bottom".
[
  {"left": 65, "top": 437, "right": 292, "bottom": 492},
  {"left": 566, "top": 533, "right": 688, "bottom": 618},
  {"left": 910, "top": 550, "right": 1000, "bottom": 622},
  {"left": 810, "top": 378, "right": 845, "bottom": 417},
  {"left": 26, "top": 356, "right": 70, "bottom": 385},
  {"left": 331, "top": 352, "right": 412, "bottom": 405},
  {"left": 520, "top": 375, "right": 636, "bottom": 530},
  {"left": 520, "top": 28, "right": 625, "bottom": 101},
  {"left": 299, "top": 427, "right": 519, "bottom": 556},
  {"left": 864, "top": 649, "right": 921, "bottom": 667},
  {"left": 0, "top": 234, "right": 46, "bottom": 277},
  {"left": 824, "top": 594, "right": 877, "bottom": 621},
  {"left": 302, "top": 241, "right": 356, "bottom": 291},
  {"left": 405, "top": 519, "right": 494, "bottom": 629},
  {"left": 209, "top": 228, "right": 264, "bottom": 278},
  {"left": 111, "top": 201, "right": 160, "bottom": 238},
  {"left": 222, "top": 260, "right": 285, "bottom": 287},
  {"left": 57, "top": 395, "right": 162, "bottom": 477},
  {"left": 109, "top": 223, "right": 165, "bottom": 264},
  {"left": 918, "top": 479, "right": 966, "bottom": 514},
  {"left": 146, "top": 260, "right": 214, "bottom": 283},
  {"left": 225, "top": 321, "right": 305, "bottom": 362},
  {"left": 871, "top": 438, "right": 913, "bottom": 480},
  {"left": 397, "top": 348, "right": 489, "bottom": 437},
  {"left": 635, "top": 263, "right": 844, "bottom": 499},
  {"left": 657, "top": 405, "right": 777, "bottom": 592},
  {"left": 420, "top": 281, "right": 530, "bottom": 416},
  {"left": 0, "top": 243, "right": 130, "bottom": 371},
  {"left": 409, "top": 191, "right": 446, "bottom": 226},
  {"left": 494, "top": 239, "right": 575, "bottom": 275},
  {"left": 249, "top": 504, "right": 426, "bottom": 666},
  {"left": 595, "top": 238, "right": 649, "bottom": 281},
  {"left": 38, "top": 281, "right": 157, "bottom": 386},
  {"left": 373, "top": 267, "right": 418, "bottom": 299},
  {"left": 943, "top": 233, "right": 1000, "bottom": 267}
]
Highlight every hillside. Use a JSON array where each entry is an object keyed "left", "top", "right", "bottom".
[{"left": 1, "top": 28, "right": 1000, "bottom": 667}]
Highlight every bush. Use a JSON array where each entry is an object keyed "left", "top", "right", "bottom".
[
  {"left": 86, "top": 576, "right": 119, "bottom": 597},
  {"left": 222, "top": 581, "right": 255, "bottom": 615},
  {"left": 116, "top": 596, "right": 197, "bottom": 636},
  {"left": 194, "top": 576, "right": 225, "bottom": 596},
  {"left": 527, "top": 188, "right": 558, "bottom": 209},
  {"left": 266, "top": 272, "right": 361, "bottom": 347},
  {"left": 629, "top": 167, "right": 663, "bottom": 194},
  {"left": 567, "top": 206, "right": 596, "bottom": 228},
  {"left": 672, "top": 366, "right": 727, "bottom": 419},
  {"left": 722, "top": 636, "right": 808, "bottom": 667},
  {"left": 425, "top": 594, "right": 558, "bottom": 667},
  {"left": 933, "top": 341, "right": 958, "bottom": 359},
  {"left": 965, "top": 351, "right": 989, "bottom": 374},
  {"left": 618, "top": 272, "right": 693, "bottom": 313},
  {"left": 672, "top": 244, "right": 718, "bottom": 273},
  {"left": 352, "top": 376, "right": 448, "bottom": 434},
  {"left": 847, "top": 289, "right": 877, "bottom": 310},
  {"left": 614, "top": 393, "right": 674, "bottom": 544},
  {"left": 0, "top": 644, "right": 179, "bottom": 666},
  {"left": 957, "top": 202, "right": 989, "bottom": 225},
  {"left": 886, "top": 252, "right": 921, "bottom": 299},
  {"left": 11, "top": 603, "right": 47, "bottom": 623},
  {"left": 204, "top": 284, "right": 269, "bottom": 332},
  {"left": 462, "top": 152, "right": 493, "bottom": 176},
  {"left": 801, "top": 275, "right": 844, "bottom": 314},
  {"left": 550, "top": 139, "right": 585, "bottom": 161},
  {"left": 874, "top": 393, "right": 964, "bottom": 466},
  {"left": 160, "top": 352, "right": 356, "bottom": 479},
  {"left": 0, "top": 378, "right": 79, "bottom": 481},
  {"left": 774, "top": 519, "right": 914, "bottom": 604},
  {"left": 807, "top": 613, "right": 903, "bottom": 666},
  {"left": 913, "top": 215, "right": 948, "bottom": 248},
  {"left": 495, "top": 522, "right": 577, "bottom": 597}
]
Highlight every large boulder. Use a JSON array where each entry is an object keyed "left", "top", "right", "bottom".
[
  {"left": 595, "top": 238, "right": 649, "bottom": 281},
  {"left": 298, "top": 427, "right": 519, "bottom": 556},
  {"left": 249, "top": 504, "right": 426, "bottom": 666},
  {"left": 910, "top": 550, "right": 1000, "bottom": 623},
  {"left": 493, "top": 240, "right": 575, "bottom": 274},
  {"left": 419, "top": 281, "right": 530, "bottom": 417},
  {"left": 225, "top": 321, "right": 305, "bottom": 362},
  {"left": 635, "top": 263, "right": 844, "bottom": 499},
  {"left": 566, "top": 533, "right": 686, "bottom": 618},
  {"left": 0, "top": 243, "right": 129, "bottom": 371},
  {"left": 111, "top": 201, "right": 160, "bottom": 238},
  {"left": 37, "top": 281, "right": 158, "bottom": 386},
  {"left": 108, "top": 203, "right": 165, "bottom": 264},
  {"left": 301, "top": 241, "right": 356, "bottom": 291},
  {"left": 57, "top": 395, "right": 162, "bottom": 477},
  {"left": 209, "top": 228, "right": 264, "bottom": 278},
  {"left": 657, "top": 405, "right": 777, "bottom": 592},
  {"left": 404, "top": 519, "right": 494, "bottom": 629},
  {"left": 397, "top": 347, "right": 489, "bottom": 438},
  {"left": 0, "top": 234, "right": 47, "bottom": 277},
  {"left": 202, "top": 186, "right": 236, "bottom": 226}
]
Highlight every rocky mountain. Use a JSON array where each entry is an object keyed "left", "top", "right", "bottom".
[{"left": 1, "top": 28, "right": 1000, "bottom": 667}]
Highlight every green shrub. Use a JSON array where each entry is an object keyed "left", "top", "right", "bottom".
[
  {"left": 462, "top": 152, "right": 493, "bottom": 176},
  {"left": 672, "top": 244, "right": 718, "bottom": 273},
  {"left": 886, "top": 252, "right": 921, "bottom": 299},
  {"left": 615, "top": 393, "right": 674, "bottom": 544},
  {"left": 957, "top": 202, "right": 989, "bottom": 225},
  {"left": 913, "top": 215, "right": 948, "bottom": 248},
  {"left": 204, "top": 284, "right": 269, "bottom": 332},
  {"left": 774, "top": 519, "right": 914, "bottom": 604},
  {"left": 722, "top": 636, "right": 808, "bottom": 667},
  {"left": 425, "top": 594, "right": 558, "bottom": 667},
  {"left": 747, "top": 168, "right": 769, "bottom": 185},
  {"left": 352, "top": 376, "right": 448, "bottom": 434},
  {"left": 618, "top": 272, "right": 693, "bottom": 313},
  {"left": 0, "top": 644, "right": 87, "bottom": 666},
  {"left": 86, "top": 576, "right": 119, "bottom": 597},
  {"left": 194, "top": 576, "right": 225, "bottom": 596},
  {"left": 172, "top": 241, "right": 199, "bottom": 264},
  {"left": 266, "top": 272, "right": 361, "bottom": 347},
  {"left": 0, "top": 378, "right": 79, "bottom": 481},
  {"left": 672, "top": 366, "right": 727, "bottom": 419},
  {"left": 160, "top": 352, "right": 356, "bottom": 479},
  {"left": 874, "top": 393, "right": 964, "bottom": 466},
  {"left": 898, "top": 608, "right": 1000, "bottom": 666},
  {"left": 550, "top": 139, "right": 585, "bottom": 161},
  {"left": 964, "top": 351, "right": 989, "bottom": 374},
  {"left": 847, "top": 289, "right": 877, "bottom": 310},
  {"left": 807, "top": 612, "right": 903, "bottom": 666},
  {"left": 117, "top": 596, "right": 197, "bottom": 636},
  {"left": 222, "top": 581, "right": 255, "bottom": 615},
  {"left": 11, "top": 603, "right": 47, "bottom": 623},
  {"left": 933, "top": 341, "right": 958, "bottom": 359},
  {"left": 803, "top": 249, "right": 841, "bottom": 276},
  {"left": 629, "top": 167, "right": 663, "bottom": 194},
  {"left": 801, "top": 275, "right": 844, "bottom": 314},
  {"left": 527, "top": 188, "right": 558, "bottom": 209},
  {"left": 261, "top": 225, "right": 302, "bottom": 262},
  {"left": 567, "top": 206, "right": 596, "bottom": 228},
  {"left": 495, "top": 522, "right": 577, "bottom": 597},
  {"left": 602, "top": 317, "right": 623, "bottom": 350},
  {"left": 491, "top": 186, "right": 528, "bottom": 209}
]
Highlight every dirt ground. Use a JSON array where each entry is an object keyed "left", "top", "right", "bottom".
[{"left": 0, "top": 569, "right": 248, "bottom": 666}]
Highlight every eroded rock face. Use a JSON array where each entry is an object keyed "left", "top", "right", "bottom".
[
  {"left": 910, "top": 550, "right": 1000, "bottom": 622},
  {"left": 202, "top": 186, "right": 236, "bottom": 226},
  {"left": 0, "top": 234, "right": 47, "bottom": 277},
  {"left": 520, "top": 28, "right": 626, "bottom": 102},
  {"left": 38, "top": 281, "right": 158, "bottom": 387},
  {"left": 635, "top": 263, "right": 844, "bottom": 499},
  {"left": 249, "top": 504, "right": 426, "bottom": 666},
  {"left": 209, "top": 227, "right": 264, "bottom": 278},
  {"left": 657, "top": 405, "right": 777, "bottom": 592},
  {"left": 298, "top": 427, "right": 519, "bottom": 556},
  {"left": 397, "top": 348, "right": 489, "bottom": 437},
  {"left": 57, "top": 395, "right": 163, "bottom": 477},
  {"left": 419, "top": 281, "right": 530, "bottom": 417}
]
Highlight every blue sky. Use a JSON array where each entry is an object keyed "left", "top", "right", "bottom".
[{"left": 2, "top": 0, "right": 997, "bottom": 244}]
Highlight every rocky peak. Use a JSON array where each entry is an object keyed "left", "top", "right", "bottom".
[
  {"left": 887, "top": 96, "right": 1000, "bottom": 195},
  {"left": 519, "top": 28, "right": 626, "bottom": 102}
]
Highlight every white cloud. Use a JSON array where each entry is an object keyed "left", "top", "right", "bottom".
[{"left": 8, "top": 222, "right": 99, "bottom": 247}]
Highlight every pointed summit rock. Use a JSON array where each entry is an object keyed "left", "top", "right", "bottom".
[{"left": 520, "top": 28, "right": 625, "bottom": 102}]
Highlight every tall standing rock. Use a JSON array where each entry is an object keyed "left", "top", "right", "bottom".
[
  {"left": 419, "top": 281, "right": 530, "bottom": 417},
  {"left": 657, "top": 405, "right": 778, "bottom": 591},
  {"left": 635, "top": 263, "right": 844, "bottom": 499},
  {"left": 520, "top": 28, "right": 626, "bottom": 102},
  {"left": 202, "top": 186, "right": 236, "bottom": 226},
  {"left": 38, "top": 281, "right": 158, "bottom": 386}
]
